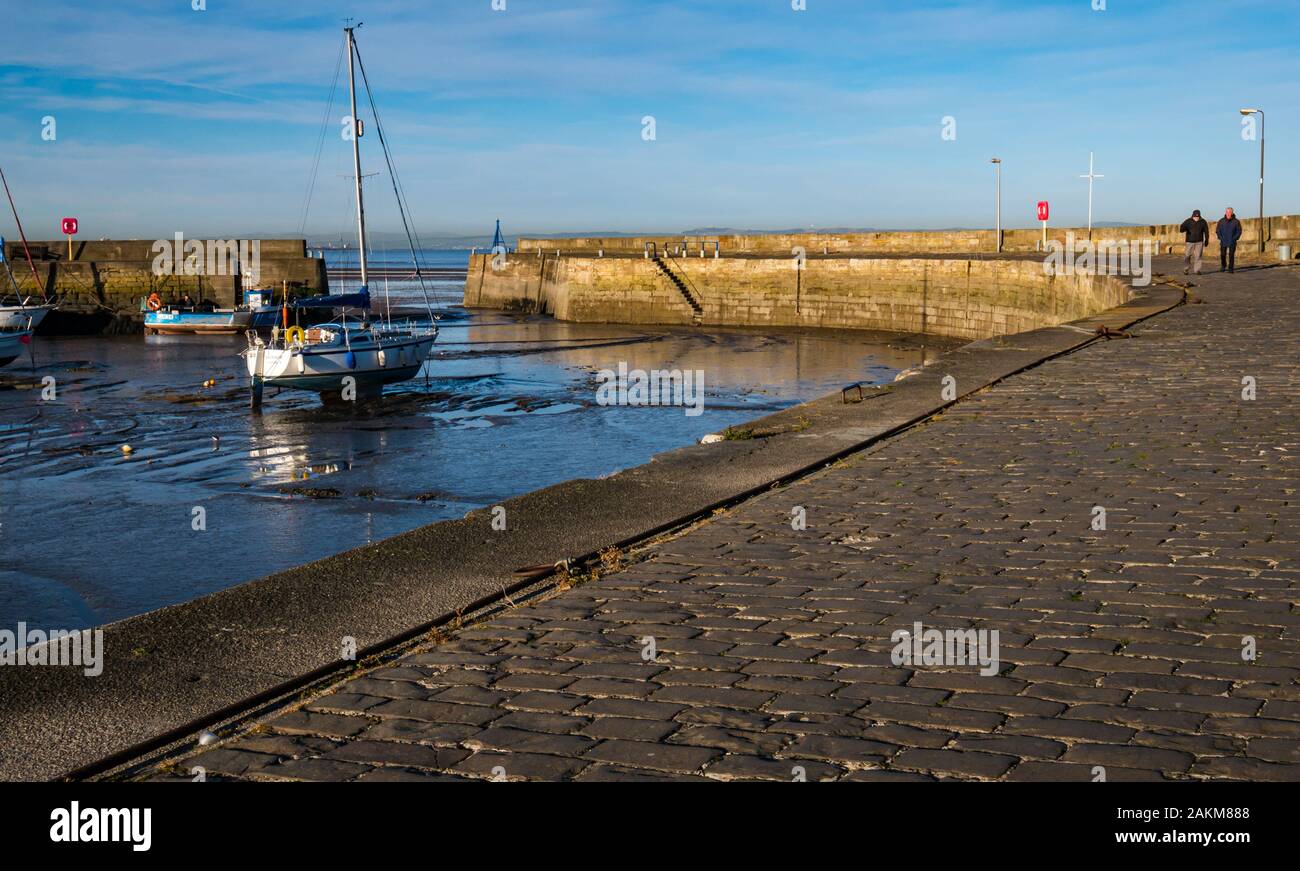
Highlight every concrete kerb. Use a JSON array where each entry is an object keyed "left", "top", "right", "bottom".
[{"left": 0, "top": 272, "right": 1184, "bottom": 781}]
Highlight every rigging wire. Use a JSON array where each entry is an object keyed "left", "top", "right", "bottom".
[
  {"left": 351, "top": 40, "right": 441, "bottom": 321},
  {"left": 2, "top": 254, "right": 23, "bottom": 298},
  {"left": 297, "top": 34, "right": 347, "bottom": 237},
  {"left": 0, "top": 166, "right": 49, "bottom": 299}
]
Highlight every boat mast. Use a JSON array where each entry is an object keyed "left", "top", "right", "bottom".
[
  {"left": 0, "top": 166, "right": 45, "bottom": 298},
  {"left": 345, "top": 25, "right": 368, "bottom": 290}
]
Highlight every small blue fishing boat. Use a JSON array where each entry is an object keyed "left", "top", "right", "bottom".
[
  {"left": 145, "top": 306, "right": 253, "bottom": 335},
  {"left": 146, "top": 286, "right": 358, "bottom": 335},
  {"left": 144, "top": 287, "right": 279, "bottom": 335}
]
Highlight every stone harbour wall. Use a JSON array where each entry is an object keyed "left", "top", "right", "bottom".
[
  {"left": 3, "top": 239, "right": 327, "bottom": 333},
  {"left": 514, "top": 214, "right": 1300, "bottom": 257},
  {"left": 465, "top": 253, "right": 1132, "bottom": 341}
]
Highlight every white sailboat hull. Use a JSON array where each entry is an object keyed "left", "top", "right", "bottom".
[
  {"left": 0, "top": 305, "right": 51, "bottom": 331},
  {"left": 246, "top": 330, "right": 437, "bottom": 395}
]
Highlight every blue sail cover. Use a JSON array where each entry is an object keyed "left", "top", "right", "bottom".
[{"left": 292, "top": 286, "right": 371, "bottom": 309}]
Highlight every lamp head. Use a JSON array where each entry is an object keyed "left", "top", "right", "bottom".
[{"left": 1239, "top": 108, "right": 1259, "bottom": 115}]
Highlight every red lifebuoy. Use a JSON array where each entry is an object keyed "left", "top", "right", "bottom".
[{"left": 147, "top": 293, "right": 163, "bottom": 312}]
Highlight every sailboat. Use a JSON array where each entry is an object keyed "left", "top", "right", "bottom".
[
  {"left": 1, "top": 168, "right": 57, "bottom": 333},
  {"left": 0, "top": 246, "right": 54, "bottom": 328},
  {"left": 243, "top": 24, "right": 438, "bottom": 407},
  {"left": 0, "top": 239, "right": 35, "bottom": 367},
  {"left": 0, "top": 216, "right": 48, "bottom": 364}
]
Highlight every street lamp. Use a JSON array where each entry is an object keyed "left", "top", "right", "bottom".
[
  {"left": 1240, "top": 108, "right": 1265, "bottom": 253},
  {"left": 990, "top": 158, "right": 1002, "bottom": 253}
]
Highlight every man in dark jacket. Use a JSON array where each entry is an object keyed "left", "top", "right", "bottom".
[
  {"left": 1216, "top": 207, "right": 1243, "bottom": 273},
  {"left": 1179, "top": 209, "right": 1210, "bottom": 275}
]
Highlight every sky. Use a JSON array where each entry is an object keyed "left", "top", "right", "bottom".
[{"left": 0, "top": 0, "right": 1295, "bottom": 239}]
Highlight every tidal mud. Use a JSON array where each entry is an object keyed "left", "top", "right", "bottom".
[{"left": 0, "top": 307, "right": 954, "bottom": 629}]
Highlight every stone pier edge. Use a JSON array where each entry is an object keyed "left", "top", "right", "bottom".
[{"left": 1, "top": 271, "right": 1186, "bottom": 781}]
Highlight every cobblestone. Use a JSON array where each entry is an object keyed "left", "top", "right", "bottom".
[{"left": 173, "top": 265, "right": 1299, "bottom": 781}]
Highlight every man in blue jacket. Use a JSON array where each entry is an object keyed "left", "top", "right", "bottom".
[{"left": 1217, "top": 207, "right": 1243, "bottom": 273}]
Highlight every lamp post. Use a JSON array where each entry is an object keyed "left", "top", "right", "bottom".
[
  {"left": 990, "top": 158, "right": 1002, "bottom": 253},
  {"left": 1239, "top": 108, "right": 1265, "bottom": 253}
]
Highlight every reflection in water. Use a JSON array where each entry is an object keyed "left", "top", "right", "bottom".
[{"left": 0, "top": 308, "right": 955, "bottom": 630}]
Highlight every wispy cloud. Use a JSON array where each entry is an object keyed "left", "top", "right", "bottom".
[{"left": 0, "top": 0, "right": 1294, "bottom": 236}]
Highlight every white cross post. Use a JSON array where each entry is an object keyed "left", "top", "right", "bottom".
[{"left": 1080, "top": 152, "right": 1103, "bottom": 236}]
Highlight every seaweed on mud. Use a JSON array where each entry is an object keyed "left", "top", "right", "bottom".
[
  {"left": 722, "top": 426, "right": 757, "bottom": 440},
  {"left": 277, "top": 486, "right": 343, "bottom": 499}
]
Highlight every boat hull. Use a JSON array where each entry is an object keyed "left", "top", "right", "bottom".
[
  {"left": 0, "top": 330, "right": 32, "bottom": 367},
  {"left": 246, "top": 332, "right": 437, "bottom": 395},
  {"left": 0, "top": 305, "right": 51, "bottom": 331},
  {"left": 257, "top": 363, "right": 426, "bottom": 393},
  {"left": 145, "top": 309, "right": 253, "bottom": 334}
]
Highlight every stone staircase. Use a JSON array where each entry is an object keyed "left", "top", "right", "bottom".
[{"left": 651, "top": 255, "right": 703, "bottom": 323}]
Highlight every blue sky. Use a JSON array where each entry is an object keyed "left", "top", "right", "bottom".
[{"left": 0, "top": 0, "right": 1295, "bottom": 238}]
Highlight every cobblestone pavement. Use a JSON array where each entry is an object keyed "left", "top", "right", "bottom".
[{"left": 173, "top": 264, "right": 1299, "bottom": 782}]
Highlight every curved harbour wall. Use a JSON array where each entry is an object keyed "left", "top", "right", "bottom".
[
  {"left": 512, "top": 213, "right": 1300, "bottom": 256},
  {"left": 464, "top": 253, "right": 1133, "bottom": 341}
]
